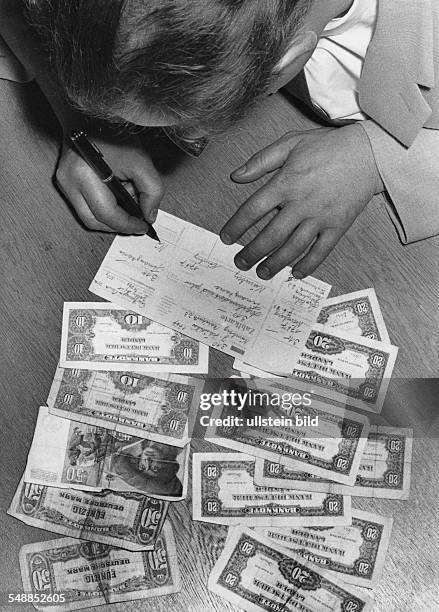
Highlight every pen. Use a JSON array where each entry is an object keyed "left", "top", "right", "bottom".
[{"left": 69, "top": 130, "right": 160, "bottom": 242}]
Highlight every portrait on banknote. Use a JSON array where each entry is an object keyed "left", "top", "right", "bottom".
[{"left": 109, "top": 439, "right": 184, "bottom": 498}]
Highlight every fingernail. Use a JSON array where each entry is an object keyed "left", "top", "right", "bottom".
[
  {"left": 235, "top": 257, "right": 249, "bottom": 270},
  {"left": 293, "top": 270, "right": 305, "bottom": 279},
  {"left": 257, "top": 266, "right": 271, "bottom": 280},
  {"left": 221, "top": 233, "right": 233, "bottom": 245},
  {"left": 149, "top": 208, "right": 158, "bottom": 223},
  {"left": 233, "top": 165, "right": 247, "bottom": 177}
]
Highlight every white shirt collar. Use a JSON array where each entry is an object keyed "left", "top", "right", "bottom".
[{"left": 323, "top": 0, "right": 375, "bottom": 36}]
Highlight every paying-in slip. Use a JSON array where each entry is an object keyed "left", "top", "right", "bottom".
[{"left": 89, "top": 211, "right": 331, "bottom": 374}]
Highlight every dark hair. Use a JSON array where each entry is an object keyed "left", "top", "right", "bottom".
[{"left": 26, "top": 0, "right": 310, "bottom": 132}]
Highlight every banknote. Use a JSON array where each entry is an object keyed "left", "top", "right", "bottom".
[
  {"left": 254, "top": 427, "right": 413, "bottom": 499},
  {"left": 8, "top": 478, "right": 169, "bottom": 551},
  {"left": 208, "top": 526, "right": 373, "bottom": 612},
  {"left": 234, "top": 289, "right": 389, "bottom": 376},
  {"left": 204, "top": 379, "right": 369, "bottom": 486},
  {"left": 19, "top": 523, "right": 180, "bottom": 611},
  {"left": 24, "top": 407, "right": 188, "bottom": 502},
  {"left": 235, "top": 323, "right": 398, "bottom": 413},
  {"left": 60, "top": 302, "right": 209, "bottom": 374},
  {"left": 256, "top": 509, "right": 393, "bottom": 588},
  {"left": 192, "top": 453, "right": 351, "bottom": 527},
  {"left": 233, "top": 359, "right": 281, "bottom": 378},
  {"left": 317, "top": 289, "right": 390, "bottom": 342},
  {"left": 89, "top": 210, "right": 331, "bottom": 375},
  {"left": 47, "top": 365, "right": 203, "bottom": 446},
  {"left": 254, "top": 459, "right": 342, "bottom": 493},
  {"left": 335, "top": 426, "right": 413, "bottom": 499}
]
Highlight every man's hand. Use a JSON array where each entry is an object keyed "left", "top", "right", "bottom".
[
  {"left": 56, "top": 134, "right": 164, "bottom": 233},
  {"left": 221, "top": 124, "right": 384, "bottom": 279}
]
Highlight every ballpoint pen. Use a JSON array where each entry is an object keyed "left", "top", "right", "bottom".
[{"left": 69, "top": 130, "right": 160, "bottom": 242}]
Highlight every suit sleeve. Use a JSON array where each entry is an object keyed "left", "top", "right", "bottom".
[{"left": 359, "top": 119, "right": 439, "bottom": 244}]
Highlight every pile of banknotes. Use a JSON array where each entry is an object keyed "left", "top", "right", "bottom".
[
  {"left": 8, "top": 211, "right": 412, "bottom": 612},
  {"left": 9, "top": 302, "right": 210, "bottom": 608},
  {"left": 195, "top": 422, "right": 412, "bottom": 611}
]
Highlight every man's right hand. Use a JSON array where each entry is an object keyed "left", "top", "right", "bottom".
[{"left": 56, "top": 133, "right": 164, "bottom": 233}]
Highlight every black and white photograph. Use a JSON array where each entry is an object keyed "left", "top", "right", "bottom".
[{"left": 1, "top": 0, "right": 438, "bottom": 611}]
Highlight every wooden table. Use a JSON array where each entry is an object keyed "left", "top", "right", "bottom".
[{"left": 1, "top": 79, "right": 438, "bottom": 612}]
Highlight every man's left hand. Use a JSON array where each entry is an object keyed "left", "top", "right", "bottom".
[{"left": 221, "top": 124, "right": 384, "bottom": 280}]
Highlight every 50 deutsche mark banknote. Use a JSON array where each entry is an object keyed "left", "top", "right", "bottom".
[
  {"left": 24, "top": 407, "right": 188, "bottom": 502},
  {"left": 9, "top": 478, "right": 169, "bottom": 551},
  {"left": 19, "top": 523, "right": 180, "bottom": 611}
]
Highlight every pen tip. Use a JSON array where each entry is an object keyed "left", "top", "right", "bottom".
[{"left": 146, "top": 226, "right": 160, "bottom": 242}]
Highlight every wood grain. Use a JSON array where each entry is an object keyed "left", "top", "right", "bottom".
[{"left": 1, "top": 78, "right": 439, "bottom": 612}]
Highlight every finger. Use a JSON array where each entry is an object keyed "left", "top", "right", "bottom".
[
  {"left": 255, "top": 219, "right": 319, "bottom": 280},
  {"left": 121, "top": 180, "right": 152, "bottom": 222},
  {"left": 220, "top": 178, "right": 284, "bottom": 245},
  {"left": 233, "top": 208, "right": 304, "bottom": 272},
  {"left": 120, "top": 179, "right": 161, "bottom": 224},
  {"left": 130, "top": 160, "right": 165, "bottom": 224},
  {"left": 292, "top": 229, "right": 340, "bottom": 278},
  {"left": 120, "top": 180, "right": 140, "bottom": 200},
  {"left": 80, "top": 171, "right": 150, "bottom": 234},
  {"left": 63, "top": 188, "right": 115, "bottom": 232},
  {"left": 231, "top": 137, "right": 293, "bottom": 183}
]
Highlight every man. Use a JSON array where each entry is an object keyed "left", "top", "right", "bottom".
[
  {"left": 1, "top": 0, "right": 438, "bottom": 280},
  {"left": 110, "top": 439, "right": 184, "bottom": 498}
]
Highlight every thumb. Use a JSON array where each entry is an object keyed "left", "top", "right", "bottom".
[{"left": 231, "top": 138, "right": 293, "bottom": 183}]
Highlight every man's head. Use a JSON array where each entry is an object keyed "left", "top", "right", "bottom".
[
  {"left": 26, "top": 0, "right": 316, "bottom": 133},
  {"left": 136, "top": 441, "right": 180, "bottom": 481}
]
